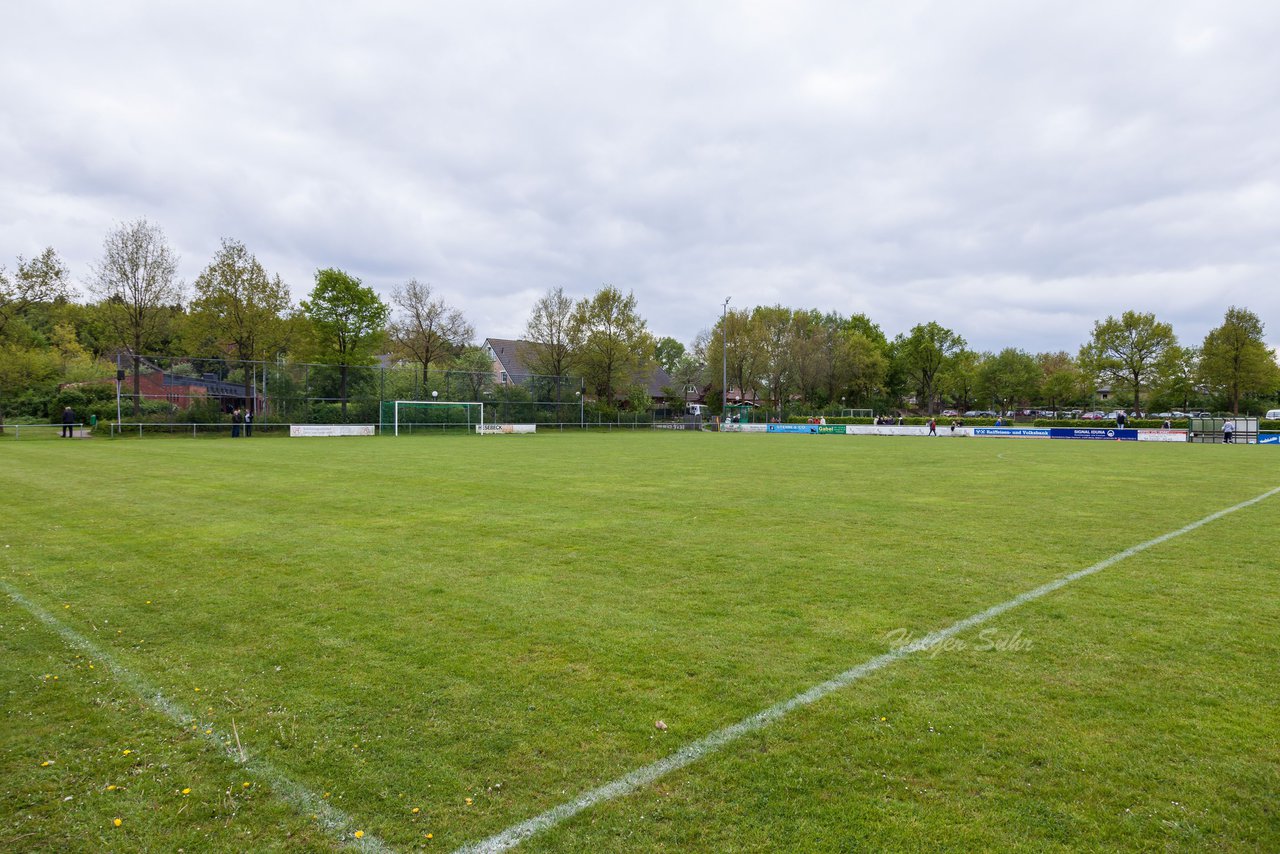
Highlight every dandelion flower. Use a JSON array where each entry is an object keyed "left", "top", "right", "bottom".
[
  {"left": 427, "top": 832, "right": 433, "bottom": 839},
  {"left": 41, "top": 760, "right": 54, "bottom": 767},
  {"left": 106, "top": 785, "right": 117, "bottom": 791},
  {"left": 354, "top": 830, "right": 364, "bottom": 839},
  {"left": 182, "top": 788, "right": 191, "bottom": 795},
  {"left": 113, "top": 818, "right": 122, "bottom": 827},
  {"left": 242, "top": 782, "right": 250, "bottom": 789},
  {"left": 465, "top": 797, "right": 473, "bottom": 805},
  {"left": 411, "top": 807, "right": 420, "bottom": 815},
  {"left": 122, "top": 749, "right": 132, "bottom": 755}
]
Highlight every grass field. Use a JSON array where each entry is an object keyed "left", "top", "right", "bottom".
[{"left": 2, "top": 431, "right": 1277, "bottom": 852}]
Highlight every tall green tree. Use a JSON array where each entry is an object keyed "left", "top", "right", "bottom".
[
  {"left": 189, "top": 238, "right": 294, "bottom": 402},
  {"left": 301, "top": 268, "right": 389, "bottom": 415},
  {"left": 1199, "top": 307, "right": 1278, "bottom": 415},
  {"left": 897, "top": 321, "right": 966, "bottom": 414},
  {"left": 570, "top": 286, "right": 652, "bottom": 405},
  {"left": 1079, "top": 310, "right": 1177, "bottom": 412},
  {"left": 753, "top": 305, "right": 794, "bottom": 416},
  {"left": 1037, "top": 351, "right": 1081, "bottom": 412},
  {"left": 978, "top": 348, "right": 1040, "bottom": 412},
  {"left": 1, "top": 247, "right": 71, "bottom": 341},
  {"left": 389, "top": 279, "right": 474, "bottom": 379},
  {"left": 939, "top": 349, "right": 982, "bottom": 411},
  {"left": 523, "top": 286, "right": 577, "bottom": 381},
  {"left": 88, "top": 219, "right": 183, "bottom": 415},
  {"left": 654, "top": 336, "right": 686, "bottom": 374}
]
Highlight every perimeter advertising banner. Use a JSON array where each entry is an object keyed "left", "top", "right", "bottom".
[
  {"left": 290, "top": 425, "right": 376, "bottom": 437},
  {"left": 476, "top": 424, "right": 536, "bottom": 434},
  {"left": 1049, "top": 427, "right": 1139, "bottom": 441},
  {"left": 767, "top": 424, "right": 822, "bottom": 434},
  {"left": 1259, "top": 433, "right": 1279, "bottom": 445},
  {"left": 972, "top": 427, "right": 1051, "bottom": 439}
]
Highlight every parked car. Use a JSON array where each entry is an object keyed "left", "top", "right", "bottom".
[
  {"left": 1267, "top": 409, "right": 1280, "bottom": 420},
  {"left": 941, "top": 409, "right": 960, "bottom": 417},
  {"left": 963, "top": 410, "right": 999, "bottom": 418},
  {"left": 1081, "top": 411, "right": 1106, "bottom": 420}
]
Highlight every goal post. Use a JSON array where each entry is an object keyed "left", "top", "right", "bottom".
[{"left": 381, "top": 400, "right": 484, "bottom": 436}]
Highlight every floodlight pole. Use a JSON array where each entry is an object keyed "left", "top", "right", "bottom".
[{"left": 722, "top": 297, "right": 730, "bottom": 417}]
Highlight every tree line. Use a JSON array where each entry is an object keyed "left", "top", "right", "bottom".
[{"left": 3, "top": 218, "right": 1279, "bottom": 424}]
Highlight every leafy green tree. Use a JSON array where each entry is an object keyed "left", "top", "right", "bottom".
[
  {"left": 450, "top": 345, "right": 497, "bottom": 401},
  {"left": 1152, "top": 345, "right": 1200, "bottom": 412},
  {"left": 1037, "top": 352, "right": 1081, "bottom": 412},
  {"left": 189, "top": 238, "right": 294, "bottom": 402},
  {"left": 835, "top": 327, "right": 889, "bottom": 408},
  {"left": 654, "top": 336, "right": 686, "bottom": 374},
  {"left": 301, "top": 268, "right": 389, "bottom": 415},
  {"left": 570, "top": 286, "right": 653, "bottom": 405},
  {"left": 88, "top": 219, "right": 184, "bottom": 415},
  {"left": 897, "top": 321, "right": 966, "bottom": 414},
  {"left": 523, "top": 286, "right": 577, "bottom": 381},
  {"left": 1199, "top": 306, "right": 1279, "bottom": 415},
  {"left": 753, "top": 305, "right": 794, "bottom": 416},
  {"left": 1079, "top": 310, "right": 1177, "bottom": 413},
  {"left": 978, "top": 348, "right": 1040, "bottom": 413},
  {"left": 939, "top": 349, "right": 982, "bottom": 411},
  {"left": 1, "top": 247, "right": 71, "bottom": 341}
]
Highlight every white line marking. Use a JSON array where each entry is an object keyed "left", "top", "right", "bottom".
[
  {"left": 0, "top": 578, "right": 393, "bottom": 853},
  {"left": 456, "top": 485, "right": 1280, "bottom": 854}
]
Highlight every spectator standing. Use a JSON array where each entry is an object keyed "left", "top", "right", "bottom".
[
  {"left": 1116, "top": 410, "right": 1127, "bottom": 428},
  {"left": 244, "top": 408, "right": 253, "bottom": 437},
  {"left": 1223, "top": 420, "right": 1235, "bottom": 444},
  {"left": 928, "top": 418, "right": 937, "bottom": 436},
  {"left": 61, "top": 406, "right": 75, "bottom": 438},
  {"left": 231, "top": 408, "right": 242, "bottom": 438}
]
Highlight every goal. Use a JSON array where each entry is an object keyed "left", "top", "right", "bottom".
[
  {"left": 841, "top": 408, "right": 874, "bottom": 419},
  {"left": 381, "top": 400, "right": 484, "bottom": 436}
]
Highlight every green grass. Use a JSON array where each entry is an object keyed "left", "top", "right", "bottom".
[{"left": 2, "top": 432, "right": 1277, "bottom": 851}]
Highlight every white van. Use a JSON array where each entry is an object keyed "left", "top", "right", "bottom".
[
  {"left": 686, "top": 403, "right": 708, "bottom": 417},
  {"left": 1266, "top": 409, "right": 1280, "bottom": 420}
]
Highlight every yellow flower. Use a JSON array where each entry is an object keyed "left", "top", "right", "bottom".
[
  {"left": 465, "top": 797, "right": 473, "bottom": 805},
  {"left": 113, "top": 818, "right": 122, "bottom": 827},
  {"left": 64, "top": 604, "right": 70, "bottom": 609},
  {"left": 194, "top": 687, "right": 200, "bottom": 692},
  {"left": 205, "top": 729, "right": 212, "bottom": 735},
  {"left": 323, "top": 792, "right": 331, "bottom": 799},
  {"left": 41, "top": 760, "right": 53, "bottom": 767},
  {"left": 106, "top": 785, "right": 117, "bottom": 791},
  {"left": 354, "top": 830, "right": 364, "bottom": 839},
  {"left": 880, "top": 716, "right": 887, "bottom": 721},
  {"left": 427, "top": 832, "right": 433, "bottom": 839},
  {"left": 411, "top": 807, "right": 420, "bottom": 815},
  {"left": 242, "top": 782, "right": 250, "bottom": 789},
  {"left": 122, "top": 749, "right": 132, "bottom": 755},
  {"left": 182, "top": 788, "right": 191, "bottom": 795}
]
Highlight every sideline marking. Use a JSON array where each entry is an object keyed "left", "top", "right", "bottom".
[
  {"left": 0, "top": 578, "right": 393, "bottom": 853},
  {"left": 456, "top": 485, "right": 1280, "bottom": 853}
]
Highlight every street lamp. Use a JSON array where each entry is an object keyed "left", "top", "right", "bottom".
[{"left": 722, "top": 297, "right": 731, "bottom": 418}]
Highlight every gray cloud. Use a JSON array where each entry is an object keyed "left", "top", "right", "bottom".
[{"left": 3, "top": 1, "right": 1279, "bottom": 355}]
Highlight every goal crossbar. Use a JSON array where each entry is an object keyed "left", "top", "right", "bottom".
[{"left": 389, "top": 400, "right": 484, "bottom": 436}]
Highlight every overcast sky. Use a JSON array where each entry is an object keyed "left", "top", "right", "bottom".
[{"left": 3, "top": 1, "right": 1279, "bottom": 354}]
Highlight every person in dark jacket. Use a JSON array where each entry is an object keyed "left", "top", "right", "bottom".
[
  {"left": 243, "top": 408, "right": 253, "bottom": 437},
  {"left": 231, "top": 408, "right": 242, "bottom": 438},
  {"left": 61, "top": 406, "right": 75, "bottom": 438}
]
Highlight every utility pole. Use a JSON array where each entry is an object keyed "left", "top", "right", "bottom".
[{"left": 722, "top": 297, "right": 731, "bottom": 416}]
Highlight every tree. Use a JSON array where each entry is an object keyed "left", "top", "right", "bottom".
[
  {"left": 189, "top": 238, "right": 293, "bottom": 402},
  {"left": 88, "top": 219, "right": 183, "bottom": 415},
  {"left": 389, "top": 279, "right": 474, "bottom": 380},
  {"left": 1, "top": 247, "right": 72, "bottom": 340},
  {"left": 451, "top": 345, "right": 496, "bottom": 402},
  {"left": 1152, "top": 345, "right": 1200, "bottom": 412},
  {"left": 654, "top": 337, "right": 686, "bottom": 374},
  {"left": 301, "top": 268, "right": 389, "bottom": 415},
  {"left": 978, "top": 348, "right": 1040, "bottom": 413},
  {"left": 835, "top": 327, "right": 889, "bottom": 408},
  {"left": 1079, "top": 310, "right": 1177, "bottom": 413},
  {"left": 570, "top": 286, "right": 652, "bottom": 405},
  {"left": 897, "top": 322, "right": 966, "bottom": 414},
  {"left": 939, "top": 349, "right": 982, "bottom": 411},
  {"left": 523, "top": 286, "right": 577, "bottom": 380},
  {"left": 1199, "top": 306, "right": 1278, "bottom": 415},
  {"left": 754, "top": 305, "right": 794, "bottom": 416},
  {"left": 1037, "top": 352, "right": 1082, "bottom": 412}
]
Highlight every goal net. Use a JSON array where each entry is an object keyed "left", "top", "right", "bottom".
[{"left": 381, "top": 400, "right": 484, "bottom": 436}]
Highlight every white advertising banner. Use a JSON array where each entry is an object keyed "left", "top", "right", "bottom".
[
  {"left": 1136, "top": 429, "right": 1188, "bottom": 443},
  {"left": 476, "top": 424, "right": 536, "bottom": 434},
  {"left": 290, "top": 424, "right": 376, "bottom": 437}
]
